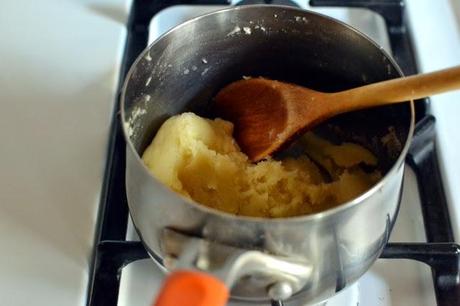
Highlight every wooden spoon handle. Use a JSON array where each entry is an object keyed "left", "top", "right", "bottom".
[{"left": 330, "top": 65, "right": 460, "bottom": 113}]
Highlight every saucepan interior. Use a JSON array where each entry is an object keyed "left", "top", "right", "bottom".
[{"left": 122, "top": 5, "right": 412, "bottom": 177}]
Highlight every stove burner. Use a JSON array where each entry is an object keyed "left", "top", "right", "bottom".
[{"left": 86, "top": 1, "right": 460, "bottom": 306}]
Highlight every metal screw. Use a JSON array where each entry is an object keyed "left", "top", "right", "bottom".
[
  {"left": 268, "top": 281, "right": 294, "bottom": 300},
  {"left": 163, "top": 256, "right": 177, "bottom": 270},
  {"left": 196, "top": 256, "right": 210, "bottom": 270}
]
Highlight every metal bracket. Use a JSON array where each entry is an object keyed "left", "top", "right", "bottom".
[{"left": 160, "top": 228, "right": 313, "bottom": 300}]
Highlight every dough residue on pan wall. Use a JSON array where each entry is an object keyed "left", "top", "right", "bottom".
[{"left": 142, "top": 113, "right": 381, "bottom": 218}]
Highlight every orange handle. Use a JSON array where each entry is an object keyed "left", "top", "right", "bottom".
[{"left": 153, "top": 270, "right": 229, "bottom": 306}]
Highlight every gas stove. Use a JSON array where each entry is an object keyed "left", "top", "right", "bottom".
[{"left": 87, "top": 1, "right": 460, "bottom": 306}]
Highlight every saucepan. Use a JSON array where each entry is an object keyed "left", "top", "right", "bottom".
[{"left": 121, "top": 5, "right": 414, "bottom": 306}]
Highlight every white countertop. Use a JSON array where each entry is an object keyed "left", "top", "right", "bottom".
[
  {"left": 0, "top": 0, "right": 130, "bottom": 305},
  {"left": 0, "top": 1, "right": 459, "bottom": 306}
]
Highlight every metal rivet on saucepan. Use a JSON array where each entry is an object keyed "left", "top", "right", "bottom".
[
  {"left": 268, "top": 281, "right": 294, "bottom": 300},
  {"left": 163, "top": 256, "right": 177, "bottom": 270}
]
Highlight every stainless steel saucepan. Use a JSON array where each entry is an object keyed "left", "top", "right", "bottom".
[{"left": 121, "top": 5, "right": 414, "bottom": 306}]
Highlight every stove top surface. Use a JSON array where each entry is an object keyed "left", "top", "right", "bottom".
[{"left": 87, "top": 2, "right": 460, "bottom": 306}]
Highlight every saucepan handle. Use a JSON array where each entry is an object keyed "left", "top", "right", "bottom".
[{"left": 153, "top": 270, "right": 229, "bottom": 306}]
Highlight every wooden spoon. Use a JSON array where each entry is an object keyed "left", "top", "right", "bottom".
[{"left": 215, "top": 66, "right": 460, "bottom": 162}]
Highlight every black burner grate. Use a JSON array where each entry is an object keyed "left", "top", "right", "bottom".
[{"left": 86, "top": 1, "right": 460, "bottom": 306}]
